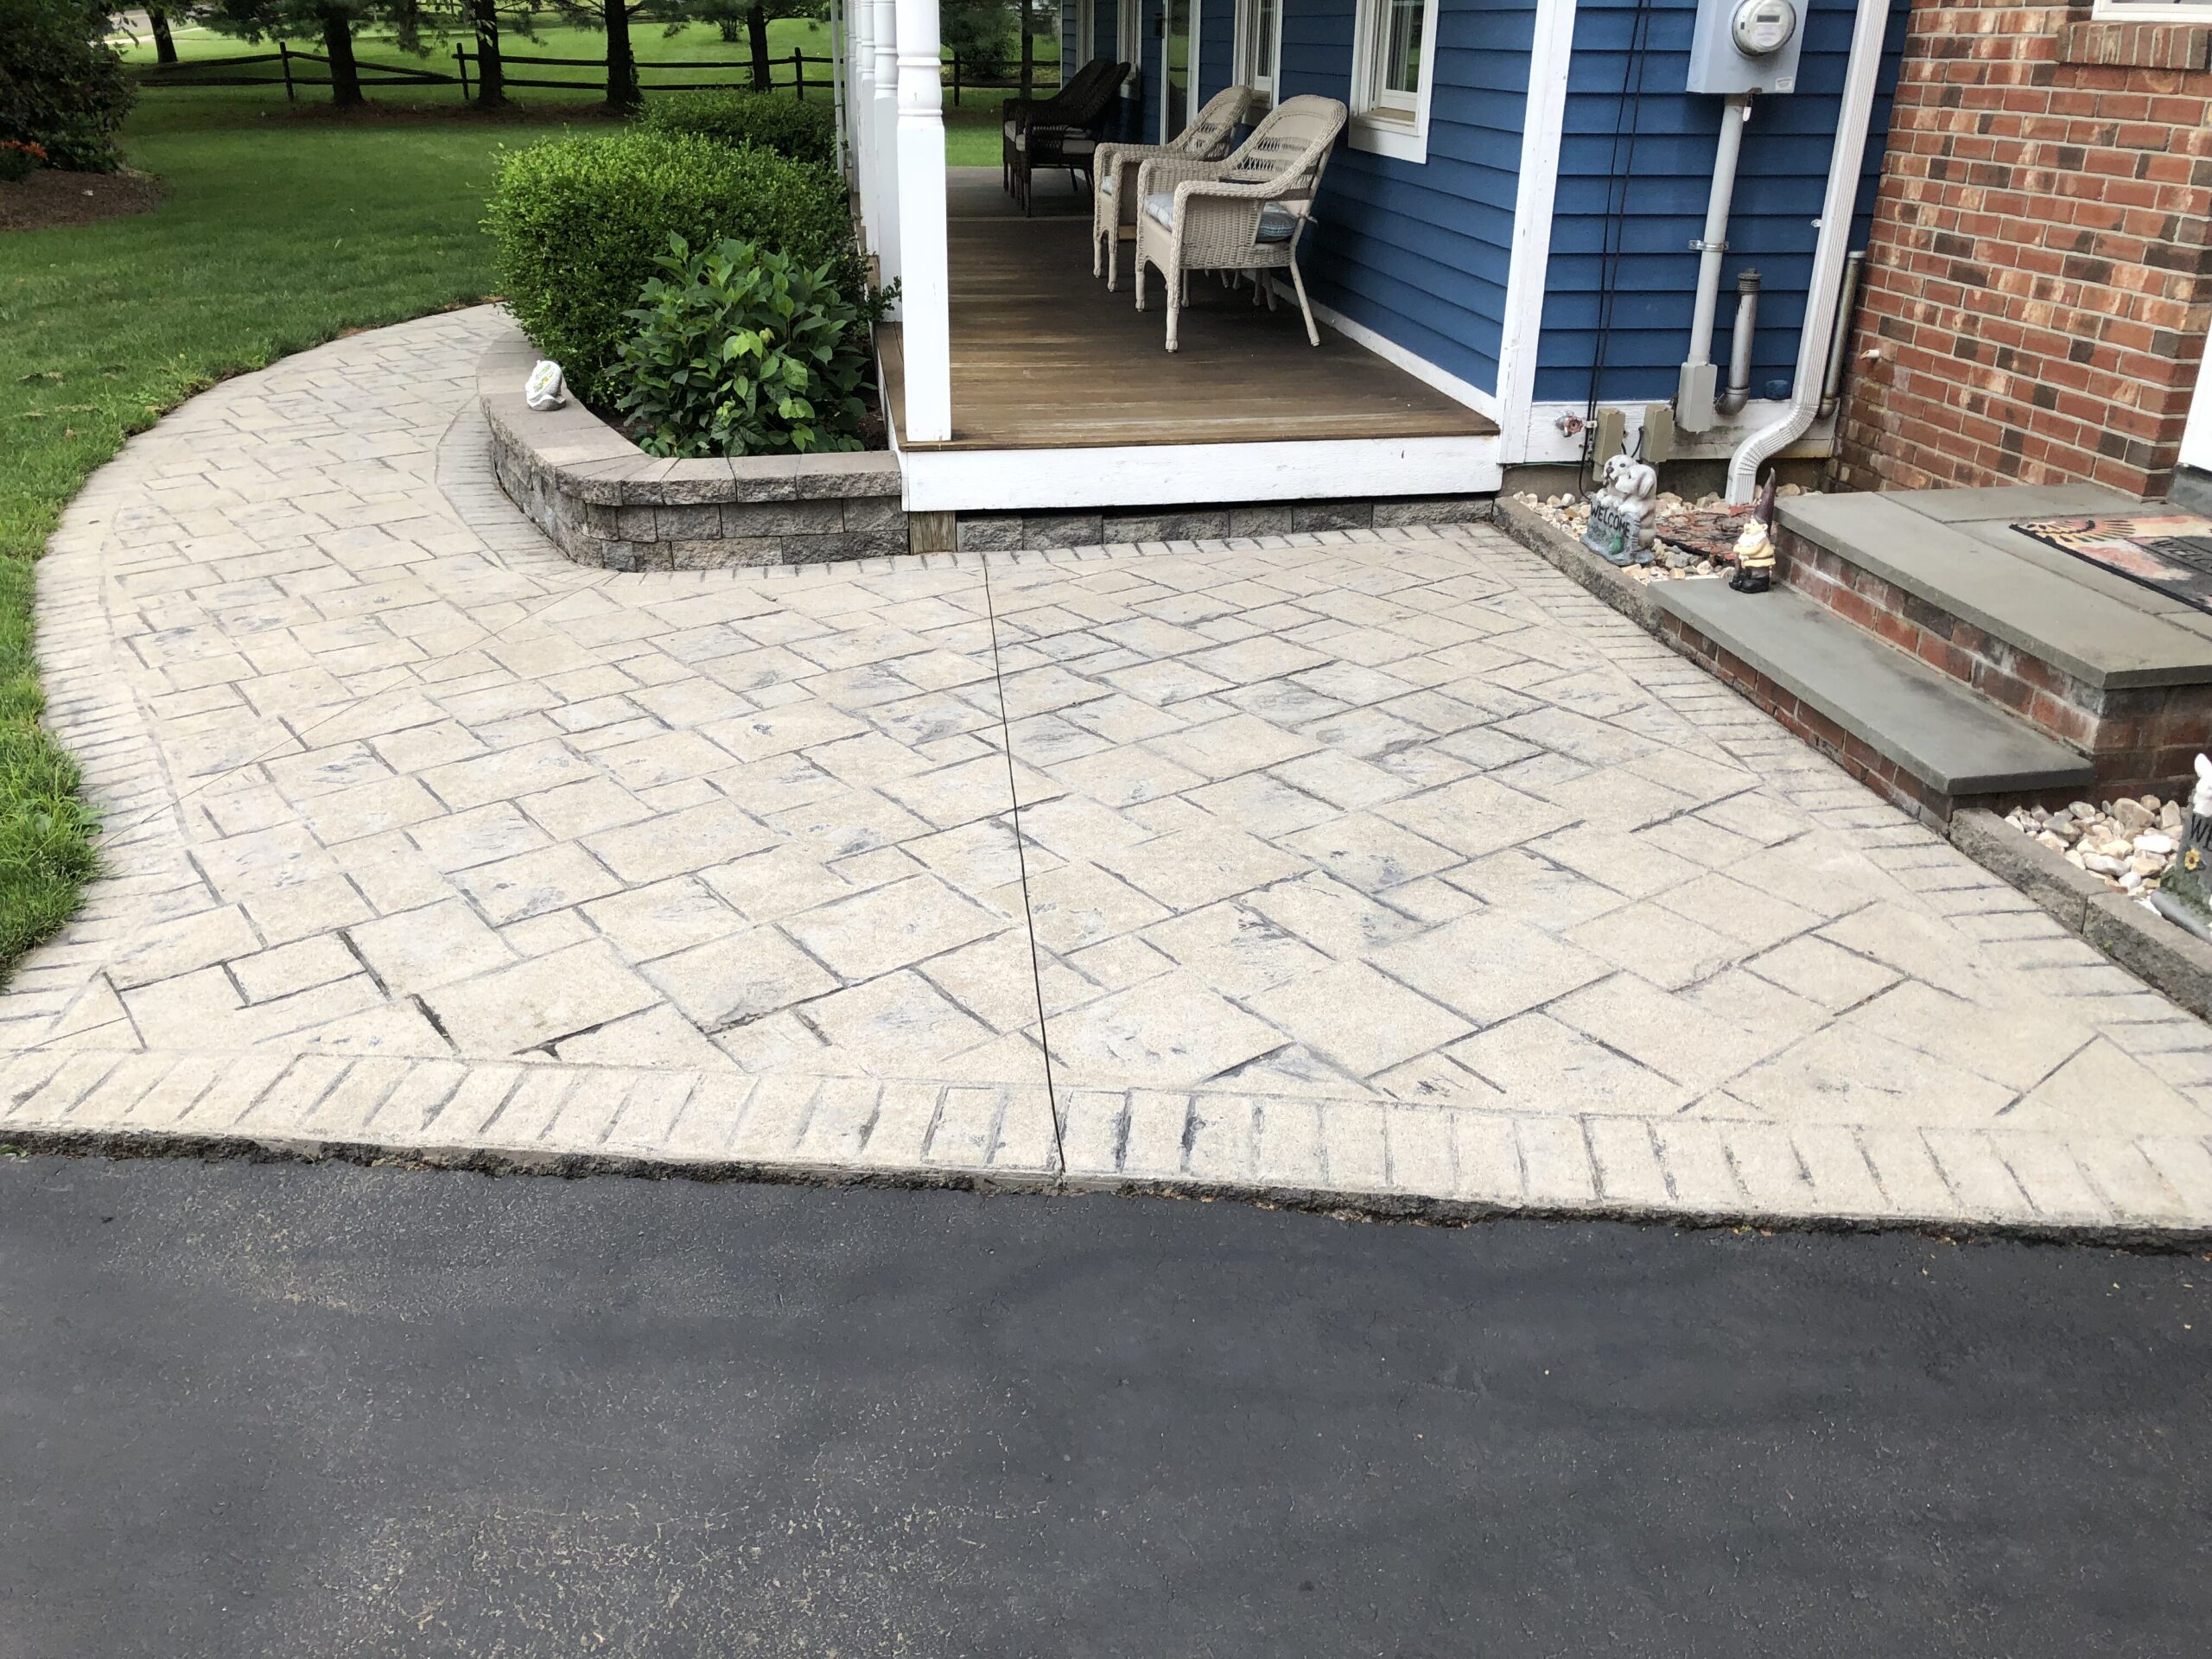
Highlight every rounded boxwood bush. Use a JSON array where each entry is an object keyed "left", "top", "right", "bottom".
[
  {"left": 486, "top": 129, "right": 858, "bottom": 406},
  {"left": 641, "top": 92, "right": 836, "bottom": 167}
]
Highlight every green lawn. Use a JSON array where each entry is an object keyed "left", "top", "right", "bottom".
[{"left": 0, "top": 93, "right": 581, "bottom": 973}]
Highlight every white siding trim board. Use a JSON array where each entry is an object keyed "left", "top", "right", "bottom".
[
  {"left": 1495, "top": 0, "right": 1577, "bottom": 465},
  {"left": 899, "top": 433, "right": 1503, "bottom": 510}
]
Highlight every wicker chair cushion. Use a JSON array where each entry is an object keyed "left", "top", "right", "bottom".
[
  {"left": 1007, "top": 123, "right": 1100, "bottom": 157},
  {"left": 1141, "top": 192, "right": 1300, "bottom": 243}
]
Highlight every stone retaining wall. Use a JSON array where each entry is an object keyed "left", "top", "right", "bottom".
[{"left": 479, "top": 328, "right": 906, "bottom": 569}]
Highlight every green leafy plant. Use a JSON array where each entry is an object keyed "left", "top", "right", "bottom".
[
  {"left": 486, "top": 128, "right": 857, "bottom": 406},
  {"left": 0, "top": 0, "right": 134, "bottom": 173},
  {"left": 609, "top": 234, "right": 883, "bottom": 459},
  {"left": 640, "top": 90, "right": 836, "bottom": 166}
]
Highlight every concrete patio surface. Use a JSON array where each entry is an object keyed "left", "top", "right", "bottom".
[{"left": 11, "top": 306, "right": 2212, "bottom": 1235}]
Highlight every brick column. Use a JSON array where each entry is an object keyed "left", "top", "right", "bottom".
[{"left": 1833, "top": 2, "right": 2212, "bottom": 498}]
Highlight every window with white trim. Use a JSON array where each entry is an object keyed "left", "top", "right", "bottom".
[
  {"left": 1234, "top": 0, "right": 1281, "bottom": 104},
  {"left": 1116, "top": 0, "right": 1142, "bottom": 86},
  {"left": 2090, "top": 1, "right": 2212, "bottom": 19},
  {"left": 1348, "top": 0, "right": 1438, "bottom": 162}
]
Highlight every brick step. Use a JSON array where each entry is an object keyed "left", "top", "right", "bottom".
[
  {"left": 1773, "top": 486, "right": 2212, "bottom": 792},
  {"left": 1654, "top": 579, "right": 2094, "bottom": 810}
]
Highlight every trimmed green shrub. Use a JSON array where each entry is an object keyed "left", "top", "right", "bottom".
[
  {"left": 486, "top": 129, "right": 858, "bottom": 405},
  {"left": 641, "top": 92, "right": 837, "bottom": 167},
  {"left": 0, "top": 0, "right": 134, "bottom": 174},
  {"left": 610, "top": 235, "right": 879, "bottom": 459}
]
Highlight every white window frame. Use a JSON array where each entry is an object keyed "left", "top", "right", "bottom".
[
  {"left": 2090, "top": 1, "right": 2212, "bottom": 19},
  {"left": 1347, "top": 0, "right": 1439, "bottom": 164},
  {"left": 1116, "top": 0, "right": 1143, "bottom": 78},
  {"left": 1075, "top": 0, "right": 1096, "bottom": 72},
  {"left": 1233, "top": 0, "right": 1284, "bottom": 106},
  {"left": 1159, "top": 0, "right": 1203, "bottom": 142}
]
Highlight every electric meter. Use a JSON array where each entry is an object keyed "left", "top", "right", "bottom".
[
  {"left": 1686, "top": 0, "right": 1805, "bottom": 94},
  {"left": 1732, "top": 0, "right": 1797, "bottom": 55}
]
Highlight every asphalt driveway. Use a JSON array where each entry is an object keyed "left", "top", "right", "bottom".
[{"left": 2, "top": 1153, "right": 2207, "bottom": 1657}]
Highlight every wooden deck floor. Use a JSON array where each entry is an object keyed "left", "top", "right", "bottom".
[{"left": 879, "top": 168, "right": 1497, "bottom": 453}]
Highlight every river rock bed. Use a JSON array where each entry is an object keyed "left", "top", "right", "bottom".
[
  {"left": 2007, "top": 796, "right": 2185, "bottom": 906},
  {"left": 1516, "top": 486, "right": 1816, "bottom": 584}
]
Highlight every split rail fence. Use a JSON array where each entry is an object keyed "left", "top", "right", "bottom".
[{"left": 133, "top": 44, "right": 1044, "bottom": 106}]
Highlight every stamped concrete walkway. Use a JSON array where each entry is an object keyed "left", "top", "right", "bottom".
[{"left": 11, "top": 308, "right": 2212, "bottom": 1234}]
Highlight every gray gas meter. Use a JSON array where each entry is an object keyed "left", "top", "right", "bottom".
[{"left": 1687, "top": 0, "right": 1805, "bottom": 96}]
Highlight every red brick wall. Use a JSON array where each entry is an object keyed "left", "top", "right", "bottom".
[{"left": 1833, "top": 3, "right": 2212, "bottom": 498}]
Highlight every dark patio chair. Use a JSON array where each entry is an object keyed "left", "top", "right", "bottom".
[{"left": 1002, "top": 58, "right": 1130, "bottom": 217}]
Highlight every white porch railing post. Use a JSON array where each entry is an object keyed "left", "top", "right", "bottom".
[
  {"left": 873, "top": 0, "right": 901, "bottom": 285},
  {"left": 893, "top": 0, "right": 952, "bottom": 442},
  {"left": 849, "top": 0, "right": 874, "bottom": 248}
]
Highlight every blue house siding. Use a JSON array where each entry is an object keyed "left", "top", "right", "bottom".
[
  {"left": 1198, "top": 0, "right": 1238, "bottom": 105},
  {"left": 1275, "top": 0, "right": 1535, "bottom": 398},
  {"left": 1532, "top": 0, "right": 1910, "bottom": 405}
]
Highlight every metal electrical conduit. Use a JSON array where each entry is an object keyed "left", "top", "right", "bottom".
[
  {"left": 1721, "top": 269, "right": 1761, "bottom": 417},
  {"left": 1678, "top": 92, "right": 1752, "bottom": 432},
  {"left": 1726, "top": 0, "right": 1892, "bottom": 503}
]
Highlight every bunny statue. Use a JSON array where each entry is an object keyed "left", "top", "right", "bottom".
[{"left": 1580, "top": 432, "right": 1659, "bottom": 566}]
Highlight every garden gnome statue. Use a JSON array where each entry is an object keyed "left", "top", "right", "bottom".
[
  {"left": 1581, "top": 433, "right": 1659, "bottom": 566},
  {"left": 1728, "top": 477, "right": 1779, "bottom": 594},
  {"left": 2152, "top": 754, "right": 2212, "bottom": 943}
]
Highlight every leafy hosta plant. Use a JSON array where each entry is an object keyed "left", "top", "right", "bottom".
[{"left": 610, "top": 234, "right": 885, "bottom": 459}]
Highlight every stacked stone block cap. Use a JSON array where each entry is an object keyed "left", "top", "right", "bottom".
[{"left": 478, "top": 326, "right": 906, "bottom": 570}]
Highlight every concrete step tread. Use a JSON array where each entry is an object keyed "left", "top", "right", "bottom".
[
  {"left": 1778, "top": 489, "right": 2212, "bottom": 690},
  {"left": 1654, "top": 578, "right": 2095, "bottom": 797}
]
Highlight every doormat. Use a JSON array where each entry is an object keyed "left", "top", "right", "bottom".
[{"left": 2013, "top": 512, "right": 2212, "bottom": 613}]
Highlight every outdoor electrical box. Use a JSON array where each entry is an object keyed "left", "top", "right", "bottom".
[{"left": 1686, "top": 0, "right": 1806, "bottom": 96}]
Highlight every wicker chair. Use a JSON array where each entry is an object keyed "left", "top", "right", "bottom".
[
  {"left": 1001, "top": 58, "right": 1128, "bottom": 217},
  {"left": 1132, "top": 95, "right": 1348, "bottom": 352},
  {"left": 1091, "top": 85, "right": 1255, "bottom": 290}
]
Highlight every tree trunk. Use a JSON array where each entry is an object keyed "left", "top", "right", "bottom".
[
  {"left": 719, "top": 18, "right": 740, "bottom": 43},
  {"left": 149, "top": 5, "right": 178, "bottom": 66},
  {"left": 1019, "top": 3, "right": 1033, "bottom": 100},
  {"left": 474, "top": 8, "right": 506, "bottom": 110},
  {"left": 746, "top": 2, "right": 770, "bottom": 92},
  {"left": 321, "top": 8, "right": 365, "bottom": 107},
  {"left": 604, "top": 0, "right": 641, "bottom": 111}
]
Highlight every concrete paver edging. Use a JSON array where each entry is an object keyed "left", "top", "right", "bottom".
[
  {"left": 13, "top": 307, "right": 2212, "bottom": 1239},
  {"left": 1951, "top": 808, "right": 2212, "bottom": 1022}
]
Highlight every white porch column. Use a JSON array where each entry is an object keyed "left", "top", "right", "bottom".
[
  {"left": 893, "top": 0, "right": 952, "bottom": 442},
  {"left": 873, "top": 0, "right": 901, "bottom": 284},
  {"left": 849, "top": 0, "right": 873, "bottom": 242}
]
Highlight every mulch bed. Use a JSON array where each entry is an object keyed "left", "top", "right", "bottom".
[{"left": 0, "top": 168, "right": 165, "bottom": 233}]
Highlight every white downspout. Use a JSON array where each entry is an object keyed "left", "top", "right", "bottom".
[
  {"left": 1676, "top": 92, "right": 1751, "bottom": 434},
  {"left": 1726, "top": 0, "right": 1891, "bottom": 504}
]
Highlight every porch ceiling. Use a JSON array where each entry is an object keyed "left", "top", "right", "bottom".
[{"left": 878, "top": 168, "right": 1497, "bottom": 453}]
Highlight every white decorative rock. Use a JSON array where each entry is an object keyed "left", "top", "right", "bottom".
[{"left": 524, "top": 359, "right": 568, "bottom": 411}]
